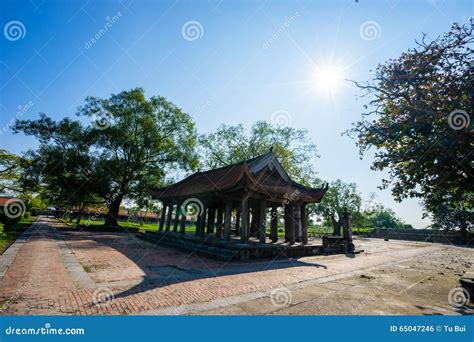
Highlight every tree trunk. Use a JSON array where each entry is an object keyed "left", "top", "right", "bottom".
[{"left": 105, "top": 194, "right": 123, "bottom": 226}]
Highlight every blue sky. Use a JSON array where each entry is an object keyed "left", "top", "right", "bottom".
[{"left": 0, "top": 0, "right": 472, "bottom": 228}]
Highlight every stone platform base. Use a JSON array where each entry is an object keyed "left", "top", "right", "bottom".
[{"left": 137, "top": 231, "right": 327, "bottom": 261}]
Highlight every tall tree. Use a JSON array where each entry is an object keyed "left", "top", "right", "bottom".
[
  {"left": 14, "top": 114, "right": 105, "bottom": 223},
  {"left": 347, "top": 23, "right": 473, "bottom": 241},
  {"left": 79, "top": 88, "right": 198, "bottom": 225},
  {"left": 199, "top": 121, "right": 320, "bottom": 185},
  {"left": 314, "top": 179, "right": 362, "bottom": 234}
]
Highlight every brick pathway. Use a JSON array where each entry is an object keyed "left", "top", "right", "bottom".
[{"left": 1, "top": 217, "right": 469, "bottom": 315}]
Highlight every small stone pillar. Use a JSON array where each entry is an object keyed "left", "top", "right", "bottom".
[{"left": 342, "top": 207, "right": 355, "bottom": 252}]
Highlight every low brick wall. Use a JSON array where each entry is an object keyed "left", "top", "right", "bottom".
[{"left": 369, "top": 228, "right": 473, "bottom": 245}]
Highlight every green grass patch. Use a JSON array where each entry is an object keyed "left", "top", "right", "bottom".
[{"left": 0, "top": 216, "right": 36, "bottom": 254}]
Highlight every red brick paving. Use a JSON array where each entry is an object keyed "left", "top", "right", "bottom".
[{"left": 0, "top": 217, "right": 444, "bottom": 315}]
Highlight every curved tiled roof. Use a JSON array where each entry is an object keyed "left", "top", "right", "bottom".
[{"left": 149, "top": 151, "right": 328, "bottom": 203}]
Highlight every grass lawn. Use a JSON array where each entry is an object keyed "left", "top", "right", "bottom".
[
  {"left": 74, "top": 217, "right": 372, "bottom": 237},
  {"left": 0, "top": 216, "right": 37, "bottom": 254}
]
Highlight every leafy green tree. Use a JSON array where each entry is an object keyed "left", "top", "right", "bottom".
[
  {"left": 364, "top": 204, "right": 404, "bottom": 230},
  {"left": 314, "top": 179, "right": 362, "bottom": 235},
  {"left": 14, "top": 114, "right": 106, "bottom": 223},
  {"left": 347, "top": 23, "right": 473, "bottom": 241},
  {"left": 199, "top": 121, "right": 319, "bottom": 184},
  {"left": 0, "top": 149, "right": 27, "bottom": 193},
  {"left": 79, "top": 88, "right": 198, "bottom": 226}
]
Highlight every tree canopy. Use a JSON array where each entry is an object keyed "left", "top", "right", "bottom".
[
  {"left": 199, "top": 120, "right": 320, "bottom": 185},
  {"left": 14, "top": 88, "right": 199, "bottom": 225},
  {"left": 347, "top": 23, "right": 473, "bottom": 240}
]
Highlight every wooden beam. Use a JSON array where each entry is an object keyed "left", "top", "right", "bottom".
[
  {"left": 240, "top": 196, "right": 249, "bottom": 242},
  {"left": 173, "top": 203, "right": 181, "bottom": 232},
  {"left": 179, "top": 205, "right": 186, "bottom": 235},
  {"left": 216, "top": 205, "right": 224, "bottom": 237},
  {"left": 287, "top": 203, "right": 295, "bottom": 245},
  {"left": 270, "top": 206, "right": 278, "bottom": 243},
  {"left": 206, "top": 207, "right": 215, "bottom": 234},
  {"left": 301, "top": 204, "right": 308, "bottom": 245},
  {"left": 258, "top": 199, "right": 267, "bottom": 244},
  {"left": 158, "top": 205, "right": 166, "bottom": 231},
  {"left": 223, "top": 200, "right": 232, "bottom": 241},
  {"left": 165, "top": 204, "right": 173, "bottom": 231}
]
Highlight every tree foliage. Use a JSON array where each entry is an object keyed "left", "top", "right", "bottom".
[
  {"left": 78, "top": 88, "right": 198, "bottom": 225},
  {"left": 314, "top": 179, "right": 362, "bottom": 234},
  {"left": 347, "top": 23, "right": 473, "bottom": 240},
  {"left": 199, "top": 121, "right": 320, "bottom": 185}
]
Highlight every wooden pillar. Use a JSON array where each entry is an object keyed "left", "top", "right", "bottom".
[
  {"left": 216, "top": 205, "right": 224, "bottom": 237},
  {"left": 179, "top": 206, "right": 186, "bottom": 235},
  {"left": 206, "top": 207, "right": 215, "bottom": 234},
  {"left": 240, "top": 196, "right": 249, "bottom": 242},
  {"left": 258, "top": 200, "right": 267, "bottom": 244},
  {"left": 286, "top": 203, "right": 295, "bottom": 245},
  {"left": 270, "top": 206, "right": 278, "bottom": 243},
  {"left": 301, "top": 204, "right": 308, "bottom": 245},
  {"left": 223, "top": 200, "right": 232, "bottom": 241},
  {"left": 235, "top": 210, "right": 240, "bottom": 236},
  {"left": 165, "top": 204, "right": 173, "bottom": 231},
  {"left": 284, "top": 205, "right": 290, "bottom": 242},
  {"left": 294, "top": 205, "right": 302, "bottom": 242},
  {"left": 199, "top": 205, "right": 207, "bottom": 237},
  {"left": 173, "top": 203, "right": 181, "bottom": 232},
  {"left": 159, "top": 204, "right": 166, "bottom": 231}
]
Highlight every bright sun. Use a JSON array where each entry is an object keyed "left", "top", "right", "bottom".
[{"left": 313, "top": 64, "right": 343, "bottom": 94}]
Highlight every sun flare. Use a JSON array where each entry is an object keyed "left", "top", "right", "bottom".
[{"left": 313, "top": 64, "right": 344, "bottom": 94}]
